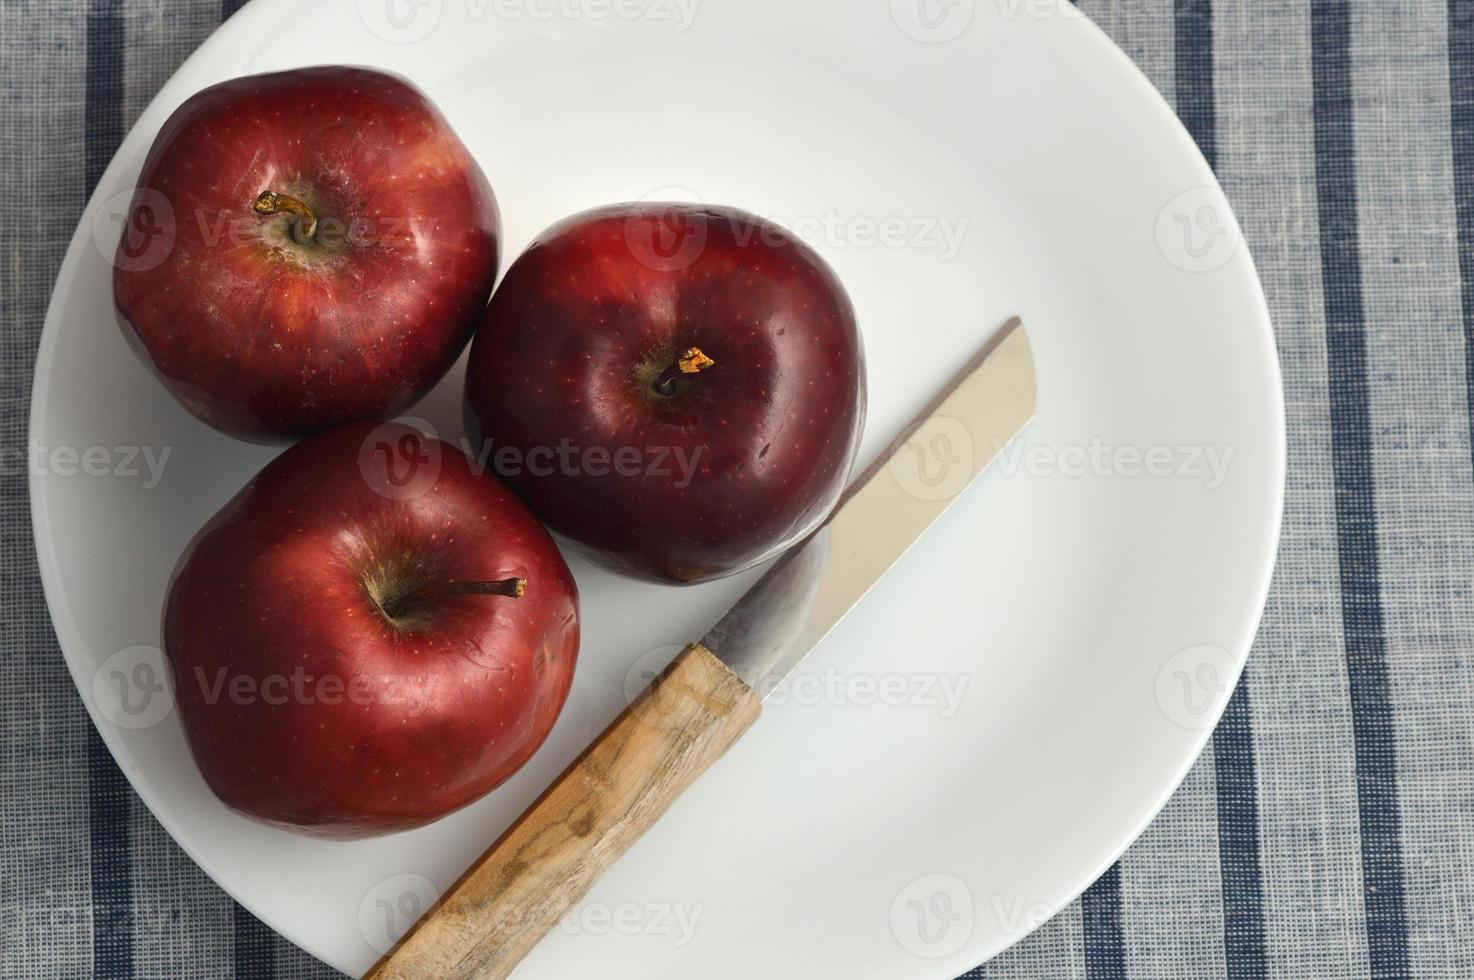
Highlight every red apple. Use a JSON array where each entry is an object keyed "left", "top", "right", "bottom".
[
  {"left": 463, "top": 203, "right": 865, "bottom": 583},
  {"left": 163, "top": 422, "right": 578, "bottom": 838},
  {"left": 114, "top": 66, "right": 500, "bottom": 443}
]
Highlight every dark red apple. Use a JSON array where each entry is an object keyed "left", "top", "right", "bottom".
[
  {"left": 114, "top": 66, "right": 499, "bottom": 443},
  {"left": 163, "top": 422, "right": 578, "bottom": 837},
  {"left": 463, "top": 203, "right": 865, "bottom": 583}
]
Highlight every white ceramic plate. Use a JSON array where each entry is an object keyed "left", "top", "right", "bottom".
[{"left": 31, "top": 0, "right": 1284, "bottom": 975}]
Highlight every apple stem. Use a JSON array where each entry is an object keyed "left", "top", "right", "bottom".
[
  {"left": 253, "top": 190, "right": 318, "bottom": 240},
  {"left": 384, "top": 577, "right": 527, "bottom": 618},
  {"left": 652, "top": 347, "right": 716, "bottom": 396}
]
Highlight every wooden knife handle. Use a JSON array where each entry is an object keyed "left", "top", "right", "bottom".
[{"left": 363, "top": 643, "right": 761, "bottom": 980}]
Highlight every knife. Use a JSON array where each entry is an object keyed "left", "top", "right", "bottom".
[{"left": 364, "top": 316, "right": 1036, "bottom": 980}]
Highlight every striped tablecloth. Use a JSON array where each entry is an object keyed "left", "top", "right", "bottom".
[{"left": 4, "top": 1, "right": 1472, "bottom": 976}]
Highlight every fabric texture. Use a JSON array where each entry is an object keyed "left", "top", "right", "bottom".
[{"left": 3, "top": 0, "right": 1473, "bottom": 976}]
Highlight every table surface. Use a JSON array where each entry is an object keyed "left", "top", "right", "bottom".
[{"left": 4, "top": 0, "right": 1473, "bottom": 977}]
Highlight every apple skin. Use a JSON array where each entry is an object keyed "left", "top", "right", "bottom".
[
  {"left": 163, "top": 422, "right": 578, "bottom": 838},
  {"left": 464, "top": 203, "right": 865, "bottom": 584},
  {"left": 114, "top": 66, "right": 500, "bottom": 444}
]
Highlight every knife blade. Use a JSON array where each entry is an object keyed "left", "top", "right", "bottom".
[
  {"left": 364, "top": 316, "right": 1036, "bottom": 980},
  {"left": 704, "top": 315, "right": 1035, "bottom": 694}
]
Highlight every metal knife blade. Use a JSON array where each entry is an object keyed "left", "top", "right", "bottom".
[{"left": 702, "top": 316, "right": 1036, "bottom": 696}]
